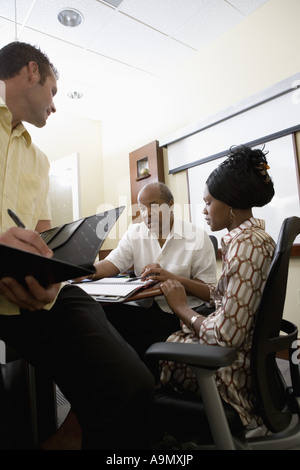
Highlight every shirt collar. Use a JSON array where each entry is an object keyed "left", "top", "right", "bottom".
[
  {"left": 0, "top": 96, "right": 32, "bottom": 145},
  {"left": 0, "top": 96, "right": 7, "bottom": 109},
  {"left": 221, "top": 217, "right": 265, "bottom": 248},
  {"left": 0, "top": 81, "right": 6, "bottom": 101},
  {"left": 12, "top": 122, "right": 32, "bottom": 145}
]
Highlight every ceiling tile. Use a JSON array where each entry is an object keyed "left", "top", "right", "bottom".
[
  {"left": 0, "top": 18, "right": 16, "bottom": 47},
  {"left": 227, "top": 0, "right": 268, "bottom": 16},
  {"left": 20, "top": 24, "right": 156, "bottom": 88},
  {"left": 174, "top": 0, "right": 243, "bottom": 50},
  {"left": 0, "top": 0, "right": 35, "bottom": 23},
  {"left": 139, "top": 37, "right": 196, "bottom": 75},
  {"left": 87, "top": 12, "right": 166, "bottom": 68},
  {"left": 119, "top": 0, "right": 210, "bottom": 36}
]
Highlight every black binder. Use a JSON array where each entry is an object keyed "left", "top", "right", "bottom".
[{"left": 0, "top": 206, "right": 124, "bottom": 287}]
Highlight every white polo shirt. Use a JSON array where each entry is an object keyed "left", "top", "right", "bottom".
[{"left": 106, "top": 217, "right": 217, "bottom": 313}]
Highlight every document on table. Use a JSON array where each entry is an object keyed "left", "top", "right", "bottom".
[{"left": 73, "top": 277, "right": 156, "bottom": 302}]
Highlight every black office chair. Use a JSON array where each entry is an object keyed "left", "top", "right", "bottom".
[
  {"left": 194, "top": 235, "right": 218, "bottom": 317},
  {"left": 146, "top": 216, "right": 300, "bottom": 450},
  {"left": 209, "top": 235, "right": 218, "bottom": 259}
]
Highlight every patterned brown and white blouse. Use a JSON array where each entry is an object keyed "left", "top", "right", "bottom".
[{"left": 159, "top": 218, "right": 276, "bottom": 427}]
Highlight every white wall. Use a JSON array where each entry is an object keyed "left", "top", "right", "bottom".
[{"left": 27, "top": 113, "right": 103, "bottom": 219}]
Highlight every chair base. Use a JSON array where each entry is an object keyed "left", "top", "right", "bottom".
[{"left": 151, "top": 387, "right": 243, "bottom": 448}]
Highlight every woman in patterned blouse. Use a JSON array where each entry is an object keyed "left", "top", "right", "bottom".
[{"left": 159, "top": 145, "right": 276, "bottom": 427}]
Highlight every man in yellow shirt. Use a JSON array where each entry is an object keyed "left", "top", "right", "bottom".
[{"left": 0, "top": 41, "right": 153, "bottom": 450}]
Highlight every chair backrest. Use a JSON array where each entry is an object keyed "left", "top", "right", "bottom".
[
  {"left": 251, "top": 216, "right": 300, "bottom": 433},
  {"left": 209, "top": 235, "right": 218, "bottom": 259}
]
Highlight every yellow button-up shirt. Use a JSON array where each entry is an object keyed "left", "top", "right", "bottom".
[{"left": 0, "top": 97, "right": 52, "bottom": 315}]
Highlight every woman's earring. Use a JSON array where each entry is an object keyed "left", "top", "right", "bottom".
[{"left": 229, "top": 207, "right": 235, "bottom": 223}]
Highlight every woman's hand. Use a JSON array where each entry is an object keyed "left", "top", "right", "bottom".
[
  {"left": 160, "top": 279, "right": 187, "bottom": 314},
  {"left": 161, "top": 279, "right": 204, "bottom": 333}
]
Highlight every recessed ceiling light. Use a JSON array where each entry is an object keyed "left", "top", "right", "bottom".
[
  {"left": 67, "top": 91, "right": 83, "bottom": 99},
  {"left": 58, "top": 9, "right": 83, "bottom": 27}
]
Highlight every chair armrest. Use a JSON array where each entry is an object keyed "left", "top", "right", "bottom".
[{"left": 145, "top": 342, "right": 237, "bottom": 370}]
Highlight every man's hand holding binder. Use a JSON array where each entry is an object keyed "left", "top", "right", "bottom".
[
  {"left": 0, "top": 226, "right": 61, "bottom": 311},
  {"left": 0, "top": 225, "right": 53, "bottom": 257}
]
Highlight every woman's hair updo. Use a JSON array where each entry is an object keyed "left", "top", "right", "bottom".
[{"left": 206, "top": 145, "right": 275, "bottom": 209}]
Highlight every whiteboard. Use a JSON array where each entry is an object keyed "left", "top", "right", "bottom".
[
  {"left": 163, "top": 73, "right": 300, "bottom": 173},
  {"left": 188, "top": 135, "right": 300, "bottom": 246}
]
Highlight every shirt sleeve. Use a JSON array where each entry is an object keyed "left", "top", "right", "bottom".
[{"left": 105, "top": 228, "right": 134, "bottom": 273}]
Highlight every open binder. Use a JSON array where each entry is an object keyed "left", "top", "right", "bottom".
[
  {"left": 0, "top": 244, "right": 95, "bottom": 287},
  {"left": 0, "top": 207, "right": 124, "bottom": 287}
]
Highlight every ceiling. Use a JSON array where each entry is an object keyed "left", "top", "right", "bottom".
[{"left": 0, "top": 0, "right": 268, "bottom": 122}]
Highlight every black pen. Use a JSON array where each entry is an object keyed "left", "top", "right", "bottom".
[
  {"left": 128, "top": 274, "right": 157, "bottom": 282},
  {"left": 127, "top": 276, "right": 150, "bottom": 282},
  {"left": 7, "top": 209, "right": 26, "bottom": 228}
]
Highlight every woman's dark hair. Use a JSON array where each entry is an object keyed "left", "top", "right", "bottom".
[
  {"left": 0, "top": 41, "right": 59, "bottom": 84},
  {"left": 206, "top": 145, "right": 275, "bottom": 209}
]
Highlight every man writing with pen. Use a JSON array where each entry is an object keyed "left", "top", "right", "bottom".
[{"left": 91, "top": 181, "right": 217, "bottom": 359}]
